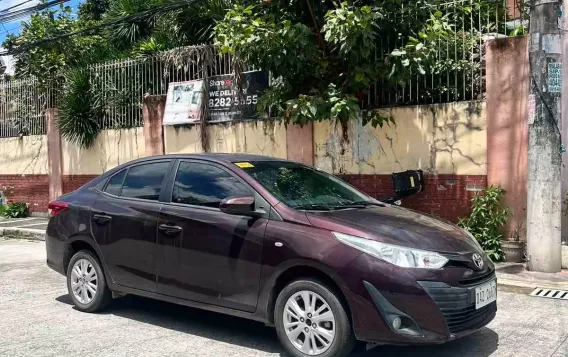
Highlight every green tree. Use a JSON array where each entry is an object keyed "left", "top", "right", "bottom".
[
  {"left": 214, "top": 0, "right": 494, "bottom": 126},
  {"left": 2, "top": 4, "right": 113, "bottom": 84}
]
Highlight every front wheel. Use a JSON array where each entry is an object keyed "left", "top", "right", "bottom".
[
  {"left": 274, "top": 279, "right": 355, "bottom": 357},
  {"left": 66, "top": 250, "right": 111, "bottom": 312}
]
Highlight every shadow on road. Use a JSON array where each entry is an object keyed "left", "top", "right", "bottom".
[{"left": 56, "top": 294, "right": 499, "bottom": 357}]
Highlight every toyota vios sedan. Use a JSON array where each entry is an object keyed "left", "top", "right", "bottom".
[{"left": 46, "top": 154, "right": 496, "bottom": 357}]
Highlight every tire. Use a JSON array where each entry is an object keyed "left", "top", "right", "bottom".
[
  {"left": 275, "top": 279, "right": 355, "bottom": 357},
  {"left": 66, "top": 250, "right": 111, "bottom": 313}
]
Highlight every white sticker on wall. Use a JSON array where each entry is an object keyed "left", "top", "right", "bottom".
[
  {"left": 548, "top": 62, "right": 562, "bottom": 92},
  {"left": 534, "top": 0, "right": 559, "bottom": 5},
  {"left": 530, "top": 33, "right": 540, "bottom": 52},
  {"left": 542, "top": 34, "right": 562, "bottom": 54}
]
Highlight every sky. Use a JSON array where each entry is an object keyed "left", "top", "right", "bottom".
[{"left": 0, "top": 0, "right": 82, "bottom": 73}]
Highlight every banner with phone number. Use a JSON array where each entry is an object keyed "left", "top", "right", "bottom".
[{"left": 208, "top": 71, "right": 269, "bottom": 123}]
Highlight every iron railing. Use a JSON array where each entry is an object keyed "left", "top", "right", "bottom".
[
  {"left": 0, "top": 78, "right": 55, "bottom": 137},
  {"left": 366, "top": 0, "right": 528, "bottom": 107},
  {"left": 0, "top": 0, "right": 528, "bottom": 138},
  {"left": 88, "top": 45, "right": 246, "bottom": 129}
]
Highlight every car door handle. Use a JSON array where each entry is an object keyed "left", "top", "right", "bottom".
[
  {"left": 158, "top": 224, "right": 182, "bottom": 236},
  {"left": 93, "top": 214, "right": 112, "bottom": 225}
]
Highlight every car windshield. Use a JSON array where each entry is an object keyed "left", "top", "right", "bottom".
[{"left": 237, "top": 160, "right": 376, "bottom": 210}]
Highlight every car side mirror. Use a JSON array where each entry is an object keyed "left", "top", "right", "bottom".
[{"left": 220, "top": 196, "right": 256, "bottom": 216}]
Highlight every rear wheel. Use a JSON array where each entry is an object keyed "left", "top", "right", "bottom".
[
  {"left": 66, "top": 250, "right": 111, "bottom": 312},
  {"left": 275, "top": 279, "right": 355, "bottom": 357}
]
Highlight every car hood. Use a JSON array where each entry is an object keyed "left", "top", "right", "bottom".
[{"left": 305, "top": 205, "right": 481, "bottom": 254}]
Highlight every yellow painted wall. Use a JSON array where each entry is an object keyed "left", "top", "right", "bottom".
[
  {"left": 0, "top": 135, "right": 48, "bottom": 174},
  {"left": 164, "top": 120, "right": 287, "bottom": 158},
  {"left": 313, "top": 101, "right": 487, "bottom": 175},
  {"left": 0, "top": 102, "right": 486, "bottom": 177},
  {"left": 63, "top": 128, "right": 146, "bottom": 175}
]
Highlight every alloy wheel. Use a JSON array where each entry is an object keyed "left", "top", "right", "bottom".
[
  {"left": 70, "top": 259, "right": 98, "bottom": 304},
  {"left": 283, "top": 290, "right": 336, "bottom": 355}
]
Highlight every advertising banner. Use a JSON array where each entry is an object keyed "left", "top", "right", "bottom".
[
  {"left": 163, "top": 80, "right": 204, "bottom": 125},
  {"left": 162, "top": 71, "right": 268, "bottom": 125}
]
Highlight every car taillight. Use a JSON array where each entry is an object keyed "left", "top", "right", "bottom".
[{"left": 48, "top": 201, "right": 68, "bottom": 217}]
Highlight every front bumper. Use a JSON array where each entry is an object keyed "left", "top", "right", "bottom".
[{"left": 339, "top": 253, "right": 496, "bottom": 345}]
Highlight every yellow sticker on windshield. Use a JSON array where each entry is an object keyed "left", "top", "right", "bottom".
[
  {"left": 235, "top": 162, "right": 254, "bottom": 168},
  {"left": 410, "top": 176, "right": 415, "bottom": 187}
]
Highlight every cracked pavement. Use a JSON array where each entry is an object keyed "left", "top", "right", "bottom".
[{"left": 0, "top": 238, "right": 567, "bottom": 357}]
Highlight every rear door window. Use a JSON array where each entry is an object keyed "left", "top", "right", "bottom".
[
  {"left": 172, "top": 162, "right": 251, "bottom": 208},
  {"left": 104, "top": 169, "right": 127, "bottom": 196},
  {"left": 121, "top": 162, "right": 170, "bottom": 201}
]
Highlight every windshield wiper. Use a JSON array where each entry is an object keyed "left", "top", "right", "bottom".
[
  {"left": 349, "top": 201, "right": 387, "bottom": 207},
  {"left": 292, "top": 204, "right": 335, "bottom": 211},
  {"left": 334, "top": 200, "right": 386, "bottom": 208}
]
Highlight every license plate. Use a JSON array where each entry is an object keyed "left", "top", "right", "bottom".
[{"left": 475, "top": 280, "right": 497, "bottom": 309}]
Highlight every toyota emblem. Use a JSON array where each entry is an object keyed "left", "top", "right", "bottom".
[{"left": 472, "top": 253, "right": 484, "bottom": 269}]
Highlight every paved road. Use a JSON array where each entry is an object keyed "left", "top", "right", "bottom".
[
  {"left": 0, "top": 217, "right": 48, "bottom": 232},
  {"left": 1, "top": 239, "right": 567, "bottom": 357}
]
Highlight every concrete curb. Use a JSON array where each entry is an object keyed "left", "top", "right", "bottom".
[
  {"left": 497, "top": 277, "right": 568, "bottom": 290},
  {"left": 0, "top": 227, "right": 45, "bottom": 241}
]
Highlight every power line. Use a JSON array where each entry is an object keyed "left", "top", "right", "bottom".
[
  {"left": 0, "top": 0, "right": 35, "bottom": 14},
  {"left": 0, "top": 0, "right": 73, "bottom": 23},
  {"left": 0, "top": 1, "right": 196, "bottom": 55}
]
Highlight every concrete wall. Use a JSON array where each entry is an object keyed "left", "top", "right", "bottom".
[
  {"left": 0, "top": 135, "right": 48, "bottom": 175},
  {"left": 485, "top": 36, "right": 529, "bottom": 240},
  {"left": 62, "top": 128, "right": 146, "bottom": 175},
  {"left": 0, "top": 135, "right": 50, "bottom": 210},
  {"left": 0, "top": 101, "right": 491, "bottom": 222},
  {"left": 310, "top": 101, "right": 487, "bottom": 222},
  {"left": 313, "top": 101, "right": 487, "bottom": 175},
  {"left": 164, "top": 120, "right": 287, "bottom": 158}
]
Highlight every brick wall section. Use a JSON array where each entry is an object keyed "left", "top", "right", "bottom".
[
  {"left": 1, "top": 173, "right": 486, "bottom": 219},
  {"left": 340, "top": 174, "right": 487, "bottom": 223},
  {"left": 0, "top": 175, "right": 50, "bottom": 212},
  {"left": 0, "top": 174, "right": 97, "bottom": 212},
  {"left": 62, "top": 175, "right": 98, "bottom": 194}
]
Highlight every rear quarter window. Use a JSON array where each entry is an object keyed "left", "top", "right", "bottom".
[
  {"left": 104, "top": 169, "right": 127, "bottom": 196},
  {"left": 121, "top": 162, "right": 170, "bottom": 201}
]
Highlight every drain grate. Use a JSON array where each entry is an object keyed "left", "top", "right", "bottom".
[{"left": 530, "top": 288, "right": 568, "bottom": 300}]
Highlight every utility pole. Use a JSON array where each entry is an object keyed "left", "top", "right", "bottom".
[
  {"left": 562, "top": 0, "right": 568, "bottom": 267},
  {"left": 526, "top": 0, "right": 563, "bottom": 272}
]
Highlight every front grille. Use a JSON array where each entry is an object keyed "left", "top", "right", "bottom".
[
  {"left": 419, "top": 281, "right": 497, "bottom": 334},
  {"left": 459, "top": 270, "right": 495, "bottom": 286}
]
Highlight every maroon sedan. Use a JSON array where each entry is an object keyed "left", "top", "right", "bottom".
[{"left": 46, "top": 154, "right": 496, "bottom": 357}]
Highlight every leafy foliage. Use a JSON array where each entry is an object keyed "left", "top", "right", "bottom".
[
  {"left": 58, "top": 69, "right": 102, "bottom": 148},
  {"left": 213, "top": 0, "right": 492, "bottom": 126},
  {"left": 458, "top": 186, "right": 510, "bottom": 262},
  {"left": 2, "top": 202, "right": 30, "bottom": 218},
  {"left": 2, "top": 0, "right": 503, "bottom": 143},
  {"left": 2, "top": 4, "right": 112, "bottom": 86}
]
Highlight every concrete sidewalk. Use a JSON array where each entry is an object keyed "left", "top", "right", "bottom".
[
  {"left": 495, "top": 262, "right": 568, "bottom": 290},
  {"left": 0, "top": 217, "right": 47, "bottom": 240}
]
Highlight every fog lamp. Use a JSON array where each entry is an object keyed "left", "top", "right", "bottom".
[{"left": 392, "top": 316, "right": 402, "bottom": 330}]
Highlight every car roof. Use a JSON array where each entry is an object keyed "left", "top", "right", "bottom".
[{"left": 128, "top": 153, "right": 289, "bottom": 166}]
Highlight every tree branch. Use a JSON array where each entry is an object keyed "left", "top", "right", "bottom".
[{"left": 305, "top": 0, "right": 325, "bottom": 53}]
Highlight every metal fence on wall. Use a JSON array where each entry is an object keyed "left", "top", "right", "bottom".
[
  {"left": 0, "top": 0, "right": 528, "bottom": 138},
  {"left": 89, "top": 46, "right": 244, "bottom": 129},
  {"left": 0, "top": 78, "right": 56, "bottom": 138},
  {"left": 367, "top": 0, "right": 528, "bottom": 107}
]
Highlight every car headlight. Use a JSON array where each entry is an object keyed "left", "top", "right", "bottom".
[{"left": 333, "top": 232, "right": 449, "bottom": 269}]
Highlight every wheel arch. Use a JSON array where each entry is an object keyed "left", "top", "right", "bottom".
[
  {"left": 262, "top": 260, "right": 353, "bottom": 326},
  {"left": 63, "top": 236, "right": 109, "bottom": 281}
]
